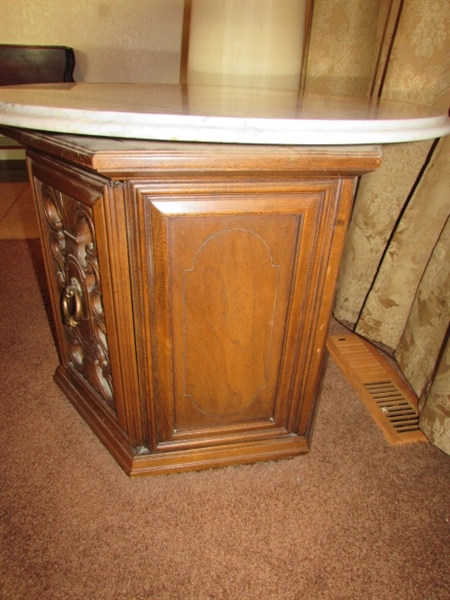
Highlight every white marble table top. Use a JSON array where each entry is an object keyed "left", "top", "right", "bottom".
[{"left": 1, "top": 83, "right": 449, "bottom": 145}]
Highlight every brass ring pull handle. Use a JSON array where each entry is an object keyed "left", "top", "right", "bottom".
[{"left": 61, "top": 279, "right": 83, "bottom": 327}]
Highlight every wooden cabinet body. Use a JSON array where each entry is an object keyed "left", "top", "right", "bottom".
[{"left": 10, "top": 129, "right": 381, "bottom": 476}]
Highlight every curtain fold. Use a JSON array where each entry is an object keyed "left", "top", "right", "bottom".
[
  {"left": 355, "top": 137, "right": 449, "bottom": 350},
  {"left": 395, "top": 213, "right": 450, "bottom": 400},
  {"left": 418, "top": 329, "right": 450, "bottom": 454},
  {"left": 334, "top": 139, "right": 434, "bottom": 326},
  {"left": 306, "top": 0, "right": 450, "bottom": 454}
]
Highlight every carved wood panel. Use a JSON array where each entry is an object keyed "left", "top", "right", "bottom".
[{"left": 33, "top": 178, "right": 115, "bottom": 413}]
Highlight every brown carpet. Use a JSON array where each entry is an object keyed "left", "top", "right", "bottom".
[{"left": 1, "top": 239, "right": 449, "bottom": 600}]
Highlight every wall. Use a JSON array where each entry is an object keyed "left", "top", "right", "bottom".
[{"left": 0, "top": 0, "right": 184, "bottom": 83}]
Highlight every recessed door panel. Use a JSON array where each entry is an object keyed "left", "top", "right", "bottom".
[
  {"left": 184, "top": 227, "right": 279, "bottom": 419},
  {"left": 168, "top": 214, "right": 299, "bottom": 431},
  {"left": 141, "top": 189, "right": 328, "bottom": 447}
]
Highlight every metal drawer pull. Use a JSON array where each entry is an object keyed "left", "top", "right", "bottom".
[{"left": 61, "top": 279, "right": 83, "bottom": 327}]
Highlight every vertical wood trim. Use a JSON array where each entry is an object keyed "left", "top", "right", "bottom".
[
  {"left": 100, "top": 182, "right": 147, "bottom": 446},
  {"left": 124, "top": 182, "right": 160, "bottom": 451},
  {"left": 370, "top": 0, "right": 404, "bottom": 98},
  {"left": 298, "top": 0, "right": 315, "bottom": 93},
  {"left": 179, "top": 0, "right": 192, "bottom": 84}
]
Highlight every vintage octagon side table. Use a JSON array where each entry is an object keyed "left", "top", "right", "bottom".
[{"left": 1, "top": 84, "right": 448, "bottom": 476}]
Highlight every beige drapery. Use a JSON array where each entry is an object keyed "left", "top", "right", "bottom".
[{"left": 303, "top": 0, "right": 449, "bottom": 453}]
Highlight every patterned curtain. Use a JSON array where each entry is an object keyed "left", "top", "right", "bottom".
[{"left": 304, "top": 0, "right": 450, "bottom": 454}]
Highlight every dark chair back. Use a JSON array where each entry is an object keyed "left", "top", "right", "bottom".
[{"left": 0, "top": 44, "right": 75, "bottom": 86}]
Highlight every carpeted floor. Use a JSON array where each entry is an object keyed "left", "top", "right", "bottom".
[{"left": 1, "top": 239, "right": 449, "bottom": 600}]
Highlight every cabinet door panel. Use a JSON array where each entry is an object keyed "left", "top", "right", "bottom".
[
  {"left": 130, "top": 182, "right": 339, "bottom": 451},
  {"left": 31, "top": 167, "right": 116, "bottom": 410},
  {"left": 169, "top": 213, "right": 299, "bottom": 430},
  {"left": 28, "top": 155, "right": 141, "bottom": 447}
]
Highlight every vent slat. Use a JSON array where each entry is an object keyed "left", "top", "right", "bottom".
[
  {"left": 387, "top": 415, "right": 419, "bottom": 422},
  {"left": 394, "top": 424, "right": 421, "bottom": 432}
]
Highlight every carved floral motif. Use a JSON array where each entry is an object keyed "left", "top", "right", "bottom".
[{"left": 39, "top": 182, "right": 115, "bottom": 410}]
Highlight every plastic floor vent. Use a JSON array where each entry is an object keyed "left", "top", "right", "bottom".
[{"left": 327, "top": 333, "right": 428, "bottom": 446}]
